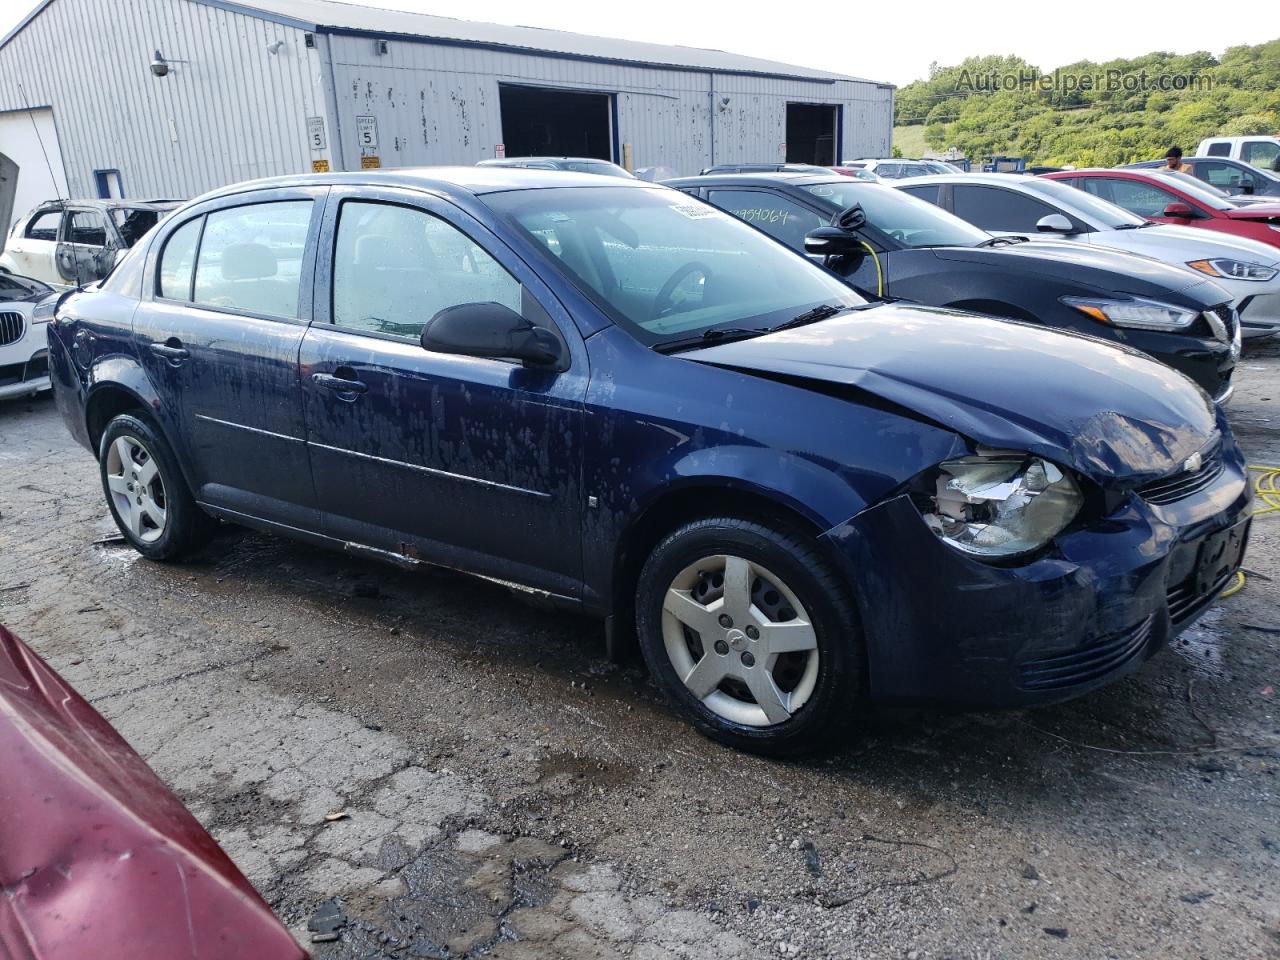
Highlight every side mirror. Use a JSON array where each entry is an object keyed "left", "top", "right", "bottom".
[
  {"left": 805, "top": 226, "right": 861, "bottom": 257},
  {"left": 1163, "top": 201, "right": 1195, "bottom": 219},
  {"left": 1035, "top": 213, "right": 1075, "bottom": 234},
  {"left": 1239, "top": 182, "right": 1255, "bottom": 195},
  {"left": 421, "top": 302, "right": 566, "bottom": 370}
]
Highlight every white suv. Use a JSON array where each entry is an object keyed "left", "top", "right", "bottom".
[
  {"left": 0, "top": 272, "right": 55, "bottom": 401},
  {"left": 1195, "top": 136, "right": 1280, "bottom": 172},
  {"left": 1, "top": 199, "right": 178, "bottom": 289}
]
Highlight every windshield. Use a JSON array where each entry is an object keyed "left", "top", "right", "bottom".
[
  {"left": 802, "top": 181, "right": 991, "bottom": 247},
  {"left": 485, "top": 186, "right": 866, "bottom": 345},
  {"left": 1147, "top": 171, "right": 1235, "bottom": 210},
  {"left": 1022, "top": 178, "right": 1146, "bottom": 229}
]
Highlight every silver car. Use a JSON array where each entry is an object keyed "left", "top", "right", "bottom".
[{"left": 897, "top": 173, "right": 1280, "bottom": 339}]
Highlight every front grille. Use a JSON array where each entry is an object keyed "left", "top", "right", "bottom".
[
  {"left": 0, "top": 311, "right": 24, "bottom": 346},
  {"left": 1019, "top": 616, "right": 1155, "bottom": 691},
  {"left": 1167, "top": 570, "right": 1233, "bottom": 625},
  {"left": 1137, "top": 444, "right": 1225, "bottom": 505}
]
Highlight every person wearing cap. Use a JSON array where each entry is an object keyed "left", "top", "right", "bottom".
[{"left": 1160, "top": 147, "right": 1188, "bottom": 173}]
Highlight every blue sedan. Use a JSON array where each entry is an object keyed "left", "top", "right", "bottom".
[{"left": 47, "top": 168, "right": 1252, "bottom": 753}]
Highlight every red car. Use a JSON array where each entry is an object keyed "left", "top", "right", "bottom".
[
  {"left": 1043, "top": 168, "right": 1280, "bottom": 251},
  {"left": 0, "top": 625, "right": 307, "bottom": 960}
]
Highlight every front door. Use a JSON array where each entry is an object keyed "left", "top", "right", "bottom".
[
  {"left": 300, "top": 188, "right": 587, "bottom": 598},
  {"left": 133, "top": 188, "right": 326, "bottom": 528},
  {"left": 56, "top": 207, "right": 116, "bottom": 285}
]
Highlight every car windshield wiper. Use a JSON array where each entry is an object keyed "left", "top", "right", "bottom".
[
  {"left": 652, "top": 327, "right": 769, "bottom": 355},
  {"left": 769, "top": 303, "right": 848, "bottom": 331},
  {"left": 1113, "top": 222, "right": 1154, "bottom": 230},
  {"left": 977, "top": 235, "right": 1026, "bottom": 247}
]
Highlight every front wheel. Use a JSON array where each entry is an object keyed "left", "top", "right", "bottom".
[
  {"left": 99, "top": 413, "right": 215, "bottom": 560},
  {"left": 636, "top": 517, "right": 863, "bottom": 755}
]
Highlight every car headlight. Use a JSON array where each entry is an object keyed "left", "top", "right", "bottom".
[
  {"left": 1187, "top": 258, "right": 1277, "bottom": 282},
  {"left": 921, "top": 452, "right": 1083, "bottom": 559},
  {"left": 1061, "top": 296, "right": 1198, "bottom": 332},
  {"left": 31, "top": 296, "right": 58, "bottom": 323}
]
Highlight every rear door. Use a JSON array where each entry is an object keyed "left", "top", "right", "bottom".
[
  {"left": 300, "top": 186, "right": 588, "bottom": 597},
  {"left": 134, "top": 186, "right": 326, "bottom": 528},
  {"left": 6, "top": 207, "right": 62, "bottom": 284},
  {"left": 56, "top": 207, "right": 117, "bottom": 286}
]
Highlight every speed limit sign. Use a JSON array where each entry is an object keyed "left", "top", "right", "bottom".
[{"left": 356, "top": 116, "right": 379, "bottom": 150}]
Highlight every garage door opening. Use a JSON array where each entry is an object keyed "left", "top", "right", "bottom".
[
  {"left": 499, "top": 85, "right": 614, "bottom": 161},
  {"left": 786, "top": 104, "right": 839, "bottom": 166}
]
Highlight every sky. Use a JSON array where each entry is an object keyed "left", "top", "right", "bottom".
[{"left": 0, "top": 0, "right": 1268, "bottom": 88}]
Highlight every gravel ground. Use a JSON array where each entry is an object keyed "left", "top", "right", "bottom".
[{"left": 1, "top": 341, "right": 1277, "bottom": 960}]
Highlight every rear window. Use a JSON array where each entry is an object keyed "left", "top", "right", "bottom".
[
  {"left": 190, "top": 201, "right": 312, "bottom": 318},
  {"left": 111, "top": 208, "right": 165, "bottom": 247}
]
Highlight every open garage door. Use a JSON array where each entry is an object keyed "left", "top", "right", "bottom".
[
  {"left": 786, "top": 104, "right": 839, "bottom": 166},
  {"left": 499, "top": 85, "right": 614, "bottom": 161}
]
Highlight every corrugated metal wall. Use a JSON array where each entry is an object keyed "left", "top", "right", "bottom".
[
  {"left": 0, "top": 0, "right": 893, "bottom": 197},
  {"left": 325, "top": 34, "right": 892, "bottom": 177},
  {"left": 0, "top": 0, "right": 321, "bottom": 200}
]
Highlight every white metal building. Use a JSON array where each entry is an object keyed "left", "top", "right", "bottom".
[{"left": 0, "top": 0, "right": 893, "bottom": 230}]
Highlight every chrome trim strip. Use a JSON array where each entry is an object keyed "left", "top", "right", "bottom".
[
  {"left": 194, "top": 414, "right": 306, "bottom": 443},
  {"left": 308, "top": 441, "right": 551, "bottom": 499},
  {"left": 1213, "top": 384, "right": 1234, "bottom": 406}
]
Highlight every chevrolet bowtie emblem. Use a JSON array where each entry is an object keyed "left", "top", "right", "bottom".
[{"left": 1183, "top": 452, "right": 1203, "bottom": 473}]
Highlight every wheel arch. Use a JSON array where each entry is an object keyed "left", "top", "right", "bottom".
[
  {"left": 607, "top": 479, "right": 861, "bottom": 659},
  {"left": 84, "top": 357, "right": 166, "bottom": 457}
]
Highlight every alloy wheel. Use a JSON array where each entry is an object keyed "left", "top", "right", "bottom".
[
  {"left": 661, "top": 554, "right": 820, "bottom": 727},
  {"left": 105, "top": 435, "right": 168, "bottom": 543}
]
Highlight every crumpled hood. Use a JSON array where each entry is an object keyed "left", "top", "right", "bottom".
[
  {"left": 685, "top": 303, "right": 1219, "bottom": 486},
  {"left": 934, "top": 239, "right": 1224, "bottom": 301}
]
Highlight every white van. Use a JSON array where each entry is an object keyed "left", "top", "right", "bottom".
[{"left": 1195, "top": 136, "right": 1280, "bottom": 171}]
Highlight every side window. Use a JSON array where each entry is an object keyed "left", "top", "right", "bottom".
[
  {"left": 951, "top": 186, "right": 1056, "bottom": 232},
  {"left": 193, "top": 200, "right": 312, "bottom": 318},
  {"left": 1205, "top": 141, "right": 1230, "bottom": 157},
  {"left": 1242, "top": 141, "right": 1280, "bottom": 170},
  {"left": 899, "top": 184, "right": 940, "bottom": 205},
  {"left": 1080, "top": 178, "right": 1111, "bottom": 201},
  {"left": 705, "top": 189, "right": 825, "bottom": 252},
  {"left": 1194, "top": 162, "right": 1249, "bottom": 193},
  {"left": 25, "top": 210, "right": 61, "bottom": 242},
  {"left": 1104, "top": 179, "right": 1180, "bottom": 218},
  {"left": 66, "top": 210, "right": 108, "bottom": 247},
  {"left": 332, "top": 201, "right": 522, "bottom": 342},
  {"left": 158, "top": 217, "right": 203, "bottom": 301}
]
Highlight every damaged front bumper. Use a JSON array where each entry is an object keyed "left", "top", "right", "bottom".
[{"left": 821, "top": 442, "right": 1252, "bottom": 708}]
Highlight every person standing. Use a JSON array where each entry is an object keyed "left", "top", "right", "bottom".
[{"left": 1161, "top": 147, "right": 1188, "bottom": 173}]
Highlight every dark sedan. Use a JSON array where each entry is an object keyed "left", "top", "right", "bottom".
[
  {"left": 668, "top": 172, "right": 1240, "bottom": 401},
  {"left": 48, "top": 168, "right": 1251, "bottom": 753}
]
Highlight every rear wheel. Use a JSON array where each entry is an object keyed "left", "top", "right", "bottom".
[
  {"left": 636, "top": 516, "right": 862, "bottom": 754},
  {"left": 99, "top": 414, "right": 214, "bottom": 560}
]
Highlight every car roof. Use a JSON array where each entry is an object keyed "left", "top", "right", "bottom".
[
  {"left": 190, "top": 166, "right": 662, "bottom": 204},
  {"left": 895, "top": 172, "right": 1032, "bottom": 187},
  {"left": 36, "top": 198, "right": 180, "bottom": 212},
  {"left": 665, "top": 172, "right": 849, "bottom": 189},
  {"left": 478, "top": 156, "right": 619, "bottom": 164}
]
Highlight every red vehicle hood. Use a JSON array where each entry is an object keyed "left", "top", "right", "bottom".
[
  {"left": 1223, "top": 203, "right": 1280, "bottom": 220},
  {"left": 0, "top": 626, "right": 306, "bottom": 960}
]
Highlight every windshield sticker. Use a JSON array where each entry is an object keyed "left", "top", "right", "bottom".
[
  {"left": 809, "top": 186, "right": 835, "bottom": 198},
  {"left": 672, "top": 204, "right": 718, "bottom": 220}
]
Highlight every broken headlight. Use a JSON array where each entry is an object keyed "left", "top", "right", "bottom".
[{"left": 922, "top": 453, "right": 1083, "bottom": 559}]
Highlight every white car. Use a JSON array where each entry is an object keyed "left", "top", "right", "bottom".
[
  {"left": 1, "top": 199, "right": 178, "bottom": 289},
  {"left": 1195, "top": 136, "right": 1280, "bottom": 172},
  {"left": 0, "top": 272, "right": 56, "bottom": 401},
  {"left": 897, "top": 173, "right": 1280, "bottom": 339}
]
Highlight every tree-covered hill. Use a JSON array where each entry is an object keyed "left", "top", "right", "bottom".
[{"left": 894, "top": 40, "right": 1280, "bottom": 166}]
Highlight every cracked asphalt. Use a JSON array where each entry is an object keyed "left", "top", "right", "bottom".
[{"left": 1, "top": 341, "right": 1278, "bottom": 960}]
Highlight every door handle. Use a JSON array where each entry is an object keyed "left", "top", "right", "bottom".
[
  {"left": 312, "top": 372, "right": 368, "bottom": 394},
  {"left": 149, "top": 342, "right": 189, "bottom": 363}
]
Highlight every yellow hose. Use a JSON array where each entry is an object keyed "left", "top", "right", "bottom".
[
  {"left": 858, "top": 241, "right": 884, "bottom": 297},
  {"left": 1220, "top": 465, "right": 1280, "bottom": 599}
]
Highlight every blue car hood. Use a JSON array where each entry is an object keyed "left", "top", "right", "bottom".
[{"left": 684, "top": 303, "right": 1219, "bottom": 486}]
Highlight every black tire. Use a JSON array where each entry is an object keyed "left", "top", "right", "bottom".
[
  {"left": 635, "top": 516, "right": 863, "bottom": 755},
  {"left": 98, "top": 413, "right": 215, "bottom": 561}
]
